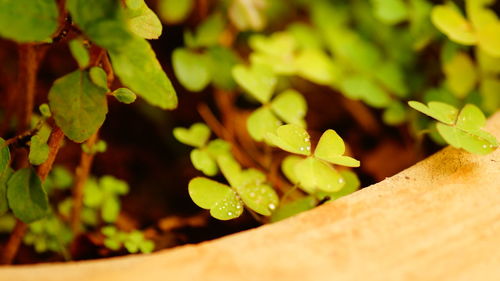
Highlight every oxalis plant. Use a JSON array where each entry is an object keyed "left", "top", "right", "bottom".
[{"left": 0, "top": 0, "right": 499, "bottom": 264}]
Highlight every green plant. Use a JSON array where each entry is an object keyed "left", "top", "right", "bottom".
[{"left": 0, "top": 0, "right": 499, "bottom": 265}]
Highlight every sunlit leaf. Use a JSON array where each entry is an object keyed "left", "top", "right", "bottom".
[
  {"left": 270, "top": 89, "right": 307, "bottom": 126},
  {"left": 236, "top": 183, "right": 278, "bottom": 216},
  {"left": 270, "top": 196, "right": 316, "bottom": 222},
  {"left": 7, "top": 168, "right": 49, "bottom": 223},
  {"left": 247, "top": 107, "right": 282, "bottom": 142},
  {"left": 190, "top": 149, "right": 218, "bottom": 176},
  {"left": 437, "top": 123, "right": 498, "bottom": 155},
  {"left": 340, "top": 76, "right": 391, "bottom": 108},
  {"left": 206, "top": 139, "right": 231, "bottom": 156},
  {"left": 68, "top": 39, "right": 90, "bottom": 69},
  {"left": 232, "top": 64, "right": 277, "bottom": 104},
  {"left": 172, "top": 48, "right": 211, "bottom": 92},
  {"left": 314, "top": 130, "right": 360, "bottom": 167},
  {"left": 295, "top": 49, "right": 337, "bottom": 85},
  {"left": 480, "top": 78, "right": 500, "bottom": 114},
  {"left": 126, "top": 0, "right": 163, "bottom": 39},
  {"left": 216, "top": 154, "right": 242, "bottom": 188},
  {"left": 294, "top": 157, "right": 344, "bottom": 193},
  {"left": 431, "top": 4, "right": 476, "bottom": 45},
  {"left": 48, "top": 70, "right": 108, "bottom": 143},
  {"left": 206, "top": 46, "right": 239, "bottom": 90},
  {"left": 316, "top": 170, "right": 360, "bottom": 201},
  {"left": 112, "top": 88, "right": 137, "bottom": 104},
  {"left": 89, "top": 67, "right": 109, "bottom": 90},
  {"left": 443, "top": 52, "right": 477, "bottom": 98},
  {"left": 109, "top": 38, "right": 177, "bottom": 109},
  {"left": 371, "top": 0, "right": 408, "bottom": 25},
  {"left": 188, "top": 177, "right": 243, "bottom": 220},
  {"left": 281, "top": 155, "right": 302, "bottom": 185},
  {"left": 0, "top": 0, "right": 58, "bottom": 42},
  {"left": 187, "top": 13, "right": 225, "bottom": 48},
  {"left": 408, "top": 101, "right": 458, "bottom": 125},
  {"left": 476, "top": 21, "right": 500, "bottom": 57},
  {"left": 266, "top": 124, "right": 311, "bottom": 156},
  {"left": 158, "top": 0, "right": 194, "bottom": 24},
  {"left": 173, "top": 123, "right": 211, "bottom": 148}
]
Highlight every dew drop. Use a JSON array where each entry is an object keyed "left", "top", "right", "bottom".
[
  {"left": 482, "top": 144, "right": 488, "bottom": 149},
  {"left": 338, "top": 178, "right": 345, "bottom": 184},
  {"left": 228, "top": 212, "right": 233, "bottom": 216},
  {"left": 268, "top": 203, "right": 276, "bottom": 210}
]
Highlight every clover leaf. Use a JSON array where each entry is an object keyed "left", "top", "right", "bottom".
[
  {"left": 172, "top": 48, "right": 211, "bottom": 92},
  {"left": 173, "top": 123, "right": 211, "bottom": 148},
  {"left": 232, "top": 63, "right": 277, "bottom": 104},
  {"left": 294, "top": 157, "right": 344, "bottom": 193},
  {"left": 431, "top": 4, "right": 476, "bottom": 45},
  {"left": 409, "top": 101, "right": 498, "bottom": 154},
  {"left": 270, "top": 89, "right": 307, "bottom": 126},
  {"left": 266, "top": 124, "right": 311, "bottom": 156},
  {"left": 314, "top": 130, "right": 360, "bottom": 167},
  {"left": 247, "top": 107, "right": 282, "bottom": 142}
]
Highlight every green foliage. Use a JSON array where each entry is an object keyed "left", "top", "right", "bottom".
[
  {"left": 409, "top": 101, "right": 498, "bottom": 154},
  {"left": 112, "top": 88, "right": 137, "bottom": 104},
  {"left": 0, "top": 0, "right": 58, "bottom": 42},
  {"left": 0, "top": 168, "right": 12, "bottom": 216},
  {"left": 173, "top": 123, "right": 211, "bottom": 148},
  {"left": 49, "top": 70, "right": 108, "bottom": 143},
  {"left": 109, "top": 38, "right": 178, "bottom": 110},
  {"left": 158, "top": 0, "right": 194, "bottom": 24},
  {"left": 69, "top": 39, "right": 90, "bottom": 69},
  {"left": 125, "top": 0, "right": 162, "bottom": 39},
  {"left": 84, "top": 176, "right": 129, "bottom": 223},
  {"left": 24, "top": 215, "right": 72, "bottom": 254},
  {"left": 102, "top": 226, "right": 154, "bottom": 254},
  {"left": 7, "top": 168, "right": 49, "bottom": 223},
  {"left": 172, "top": 48, "right": 211, "bottom": 92}
]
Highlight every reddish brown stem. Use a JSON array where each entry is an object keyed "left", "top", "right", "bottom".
[
  {"left": 17, "top": 44, "right": 38, "bottom": 132},
  {"left": 71, "top": 132, "right": 99, "bottom": 234},
  {"left": 0, "top": 220, "right": 27, "bottom": 264},
  {"left": 37, "top": 126, "right": 65, "bottom": 181}
]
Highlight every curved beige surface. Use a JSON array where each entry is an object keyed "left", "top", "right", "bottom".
[{"left": 1, "top": 113, "right": 500, "bottom": 281}]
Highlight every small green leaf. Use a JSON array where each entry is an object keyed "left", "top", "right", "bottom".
[
  {"left": 7, "top": 168, "right": 49, "bottom": 223},
  {"left": 270, "top": 89, "right": 307, "bottom": 126},
  {"left": 126, "top": 0, "right": 163, "bottom": 39},
  {"left": 431, "top": 4, "right": 476, "bottom": 45},
  {"left": 0, "top": 0, "right": 58, "bottom": 42},
  {"left": 173, "top": 123, "right": 211, "bottom": 148},
  {"left": 236, "top": 183, "right": 278, "bottom": 216},
  {"left": 102, "top": 197, "right": 120, "bottom": 223},
  {"left": 314, "top": 130, "right": 360, "bottom": 167},
  {"left": 383, "top": 102, "right": 407, "bottom": 125},
  {"left": 100, "top": 176, "right": 129, "bottom": 194},
  {"left": 67, "top": 0, "right": 134, "bottom": 52},
  {"left": 216, "top": 154, "right": 243, "bottom": 188},
  {"left": 206, "top": 139, "right": 231, "bottom": 156},
  {"left": 89, "top": 67, "right": 109, "bottom": 90},
  {"left": 190, "top": 149, "right": 218, "bottom": 176},
  {"left": 125, "top": 0, "right": 143, "bottom": 10},
  {"left": 158, "top": 0, "right": 194, "bottom": 24},
  {"left": 68, "top": 39, "right": 90, "bottom": 69},
  {"left": 340, "top": 76, "right": 391, "bottom": 108},
  {"left": 480, "top": 78, "right": 500, "bottom": 114},
  {"left": 266, "top": 124, "right": 311, "bottom": 156},
  {"left": 281, "top": 155, "right": 303, "bottom": 185},
  {"left": 109, "top": 38, "right": 177, "bottom": 110},
  {"left": 270, "top": 196, "right": 316, "bottom": 222},
  {"left": 443, "top": 52, "right": 477, "bottom": 98},
  {"left": 139, "top": 240, "right": 155, "bottom": 253},
  {"left": 0, "top": 168, "right": 13, "bottom": 215},
  {"left": 172, "top": 48, "right": 211, "bottom": 92},
  {"left": 294, "top": 49, "right": 337, "bottom": 85},
  {"left": 39, "top": 104, "right": 52, "bottom": 118},
  {"left": 408, "top": 101, "right": 459, "bottom": 125},
  {"left": 294, "top": 157, "right": 344, "bottom": 193},
  {"left": 206, "top": 46, "right": 239, "bottom": 90},
  {"left": 370, "top": 0, "right": 408, "bottom": 25},
  {"left": 112, "top": 88, "right": 137, "bottom": 104},
  {"left": 187, "top": 13, "right": 225, "bottom": 48},
  {"left": 48, "top": 70, "right": 108, "bottom": 143},
  {"left": 247, "top": 107, "right": 282, "bottom": 142},
  {"left": 188, "top": 177, "right": 243, "bottom": 220},
  {"left": 476, "top": 21, "right": 500, "bottom": 57},
  {"left": 316, "top": 170, "right": 360, "bottom": 201},
  {"left": 232, "top": 64, "right": 277, "bottom": 104},
  {"left": 455, "top": 104, "right": 486, "bottom": 132},
  {"left": 29, "top": 135, "right": 50, "bottom": 166},
  {"left": 437, "top": 123, "right": 498, "bottom": 155}
]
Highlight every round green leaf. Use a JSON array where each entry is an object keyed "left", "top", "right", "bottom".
[
  {"left": 294, "top": 157, "right": 344, "bottom": 193},
  {"left": 443, "top": 52, "right": 477, "bottom": 98},
  {"left": 102, "top": 197, "right": 120, "bottom": 223},
  {"left": 340, "top": 76, "right": 391, "bottom": 108},
  {"left": 48, "top": 70, "right": 108, "bottom": 143},
  {"left": 316, "top": 170, "right": 360, "bottom": 201},
  {"left": 455, "top": 104, "right": 486, "bottom": 132},
  {"left": 188, "top": 177, "right": 243, "bottom": 220},
  {"left": 190, "top": 149, "right": 218, "bottom": 176},
  {"left": 477, "top": 21, "right": 500, "bottom": 57},
  {"left": 236, "top": 183, "right": 278, "bottom": 216},
  {"left": 270, "top": 89, "right": 307, "bottom": 126},
  {"left": 266, "top": 124, "right": 311, "bottom": 156},
  {"left": 206, "top": 139, "right": 231, "bottom": 156},
  {"left": 270, "top": 196, "right": 317, "bottom": 223},
  {"left": 7, "top": 168, "right": 49, "bottom": 223},
  {"left": 281, "top": 155, "right": 303, "bottom": 185},
  {"left": 109, "top": 38, "right": 177, "bottom": 110},
  {"left": 437, "top": 123, "right": 498, "bottom": 155},
  {"left": 173, "top": 123, "right": 211, "bottom": 148},
  {"left": 232, "top": 64, "right": 277, "bottom": 104},
  {"left": 29, "top": 135, "right": 50, "bottom": 166},
  {"left": 216, "top": 154, "right": 242, "bottom": 188},
  {"left": 431, "top": 4, "right": 476, "bottom": 45},
  {"left": 89, "top": 67, "right": 109, "bottom": 90},
  {"left": 158, "top": 0, "right": 194, "bottom": 24},
  {"left": 295, "top": 49, "right": 337, "bottom": 85},
  {"left": 172, "top": 48, "right": 211, "bottom": 92},
  {"left": 112, "top": 88, "right": 137, "bottom": 104},
  {"left": 68, "top": 39, "right": 90, "bottom": 69},
  {"left": 314, "top": 130, "right": 360, "bottom": 167},
  {"left": 247, "top": 107, "right": 282, "bottom": 142},
  {"left": 0, "top": 0, "right": 58, "bottom": 42}
]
